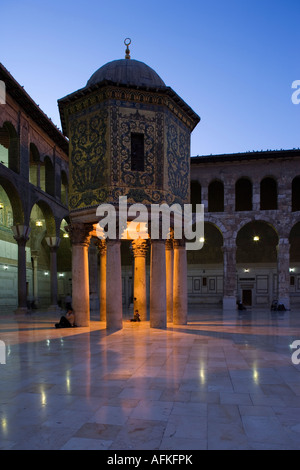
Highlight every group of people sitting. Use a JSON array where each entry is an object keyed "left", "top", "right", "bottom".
[{"left": 55, "top": 307, "right": 141, "bottom": 328}]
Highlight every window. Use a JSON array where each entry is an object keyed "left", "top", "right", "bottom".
[
  {"left": 260, "top": 177, "right": 277, "bottom": 210},
  {"left": 0, "top": 122, "right": 19, "bottom": 173},
  {"left": 208, "top": 180, "right": 224, "bottom": 212},
  {"left": 131, "top": 133, "right": 144, "bottom": 172},
  {"left": 235, "top": 178, "right": 252, "bottom": 211},
  {"left": 190, "top": 180, "right": 202, "bottom": 213},
  {"left": 292, "top": 177, "right": 300, "bottom": 212}
]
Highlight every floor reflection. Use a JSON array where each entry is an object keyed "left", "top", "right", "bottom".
[{"left": 0, "top": 306, "right": 300, "bottom": 449}]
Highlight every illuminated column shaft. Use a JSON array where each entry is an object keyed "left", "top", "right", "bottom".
[
  {"left": 96, "top": 240, "right": 107, "bottom": 321},
  {"left": 277, "top": 238, "right": 290, "bottom": 309},
  {"left": 46, "top": 237, "right": 60, "bottom": 309},
  {"left": 69, "top": 223, "right": 92, "bottom": 327},
  {"left": 165, "top": 238, "right": 174, "bottom": 323},
  {"left": 132, "top": 239, "right": 148, "bottom": 321},
  {"left": 88, "top": 242, "right": 99, "bottom": 315},
  {"left": 31, "top": 251, "right": 39, "bottom": 307},
  {"left": 150, "top": 240, "right": 166, "bottom": 329},
  {"left": 222, "top": 242, "right": 237, "bottom": 310},
  {"left": 12, "top": 225, "right": 30, "bottom": 314},
  {"left": 173, "top": 239, "right": 187, "bottom": 325},
  {"left": 106, "top": 239, "right": 123, "bottom": 330}
]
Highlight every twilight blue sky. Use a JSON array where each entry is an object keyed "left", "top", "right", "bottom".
[{"left": 1, "top": 0, "right": 299, "bottom": 156}]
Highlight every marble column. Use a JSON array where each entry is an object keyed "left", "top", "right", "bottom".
[
  {"left": 46, "top": 237, "right": 60, "bottom": 310},
  {"left": 88, "top": 241, "right": 100, "bottom": 316},
  {"left": 132, "top": 239, "right": 148, "bottom": 321},
  {"left": 173, "top": 239, "right": 188, "bottom": 325},
  {"left": 150, "top": 240, "right": 166, "bottom": 329},
  {"left": 96, "top": 240, "right": 107, "bottom": 321},
  {"left": 222, "top": 242, "right": 237, "bottom": 310},
  {"left": 31, "top": 250, "right": 39, "bottom": 308},
  {"left": 12, "top": 225, "right": 30, "bottom": 314},
  {"left": 165, "top": 238, "right": 174, "bottom": 323},
  {"left": 277, "top": 238, "right": 290, "bottom": 309},
  {"left": 106, "top": 239, "right": 123, "bottom": 330},
  {"left": 69, "top": 223, "right": 92, "bottom": 327}
]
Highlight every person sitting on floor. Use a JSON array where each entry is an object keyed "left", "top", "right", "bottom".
[
  {"left": 130, "top": 310, "right": 141, "bottom": 322},
  {"left": 55, "top": 308, "right": 76, "bottom": 328}
]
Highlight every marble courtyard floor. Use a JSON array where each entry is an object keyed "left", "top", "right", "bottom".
[{"left": 0, "top": 306, "right": 300, "bottom": 450}]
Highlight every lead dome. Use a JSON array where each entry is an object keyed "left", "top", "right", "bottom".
[{"left": 86, "top": 58, "right": 166, "bottom": 89}]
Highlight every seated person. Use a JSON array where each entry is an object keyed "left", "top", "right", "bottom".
[
  {"left": 130, "top": 310, "right": 141, "bottom": 322},
  {"left": 55, "top": 308, "right": 76, "bottom": 328}
]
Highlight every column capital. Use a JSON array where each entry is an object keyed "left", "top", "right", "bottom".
[
  {"left": 12, "top": 225, "right": 30, "bottom": 244},
  {"left": 277, "top": 237, "right": 290, "bottom": 247},
  {"left": 95, "top": 239, "right": 107, "bottom": 255},
  {"left": 173, "top": 238, "right": 186, "bottom": 249},
  {"left": 132, "top": 239, "right": 148, "bottom": 258},
  {"left": 165, "top": 239, "right": 173, "bottom": 250},
  {"left": 31, "top": 250, "right": 39, "bottom": 259},
  {"left": 45, "top": 236, "right": 60, "bottom": 250},
  {"left": 68, "top": 223, "right": 93, "bottom": 247}
]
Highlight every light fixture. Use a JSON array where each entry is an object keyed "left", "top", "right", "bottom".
[
  {"left": 244, "top": 268, "right": 250, "bottom": 273},
  {"left": 253, "top": 236, "right": 260, "bottom": 242},
  {"left": 199, "top": 237, "right": 205, "bottom": 243},
  {"left": 3, "top": 265, "right": 8, "bottom": 270},
  {"left": 290, "top": 268, "right": 295, "bottom": 273},
  {"left": 0, "top": 203, "right": 4, "bottom": 210},
  {"left": 35, "top": 220, "right": 43, "bottom": 227},
  {"left": 63, "top": 233, "right": 69, "bottom": 238},
  {"left": 58, "top": 273, "right": 64, "bottom": 278},
  {"left": 44, "top": 271, "right": 49, "bottom": 276}
]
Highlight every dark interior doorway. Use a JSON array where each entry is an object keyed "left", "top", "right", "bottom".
[{"left": 242, "top": 289, "right": 252, "bottom": 306}]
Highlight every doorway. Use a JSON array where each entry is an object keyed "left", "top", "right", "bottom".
[{"left": 242, "top": 289, "right": 252, "bottom": 306}]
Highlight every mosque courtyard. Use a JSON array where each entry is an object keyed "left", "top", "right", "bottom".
[{"left": 0, "top": 306, "right": 300, "bottom": 450}]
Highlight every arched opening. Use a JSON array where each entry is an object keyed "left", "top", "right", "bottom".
[
  {"left": 29, "top": 201, "right": 56, "bottom": 308},
  {"left": 292, "top": 177, "right": 300, "bottom": 212},
  {"left": 0, "top": 122, "right": 19, "bottom": 174},
  {"left": 260, "top": 177, "right": 277, "bottom": 210},
  {"left": 57, "top": 218, "right": 72, "bottom": 308},
  {"left": 187, "top": 222, "right": 224, "bottom": 304},
  {"left": 190, "top": 180, "right": 201, "bottom": 213},
  {"left": 0, "top": 180, "right": 25, "bottom": 310},
  {"left": 289, "top": 223, "right": 300, "bottom": 305},
  {"left": 235, "top": 178, "right": 252, "bottom": 211},
  {"left": 236, "top": 221, "right": 278, "bottom": 306},
  {"left": 208, "top": 180, "right": 224, "bottom": 212},
  {"left": 61, "top": 171, "right": 68, "bottom": 206},
  {"left": 290, "top": 223, "right": 300, "bottom": 263}
]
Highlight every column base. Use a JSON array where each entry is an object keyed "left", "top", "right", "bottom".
[
  {"left": 106, "top": 319, "right": 123, "bottom": 331},
  {"left": 150, "top": 320, "right": 167, "bottom": 330},
  {"left": 223, "top": 296, "right": 237, "bottom": 311}
]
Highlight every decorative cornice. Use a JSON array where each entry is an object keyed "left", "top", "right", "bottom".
[{"left": 58, "top": 82, "right": 200, "bottom": 136}]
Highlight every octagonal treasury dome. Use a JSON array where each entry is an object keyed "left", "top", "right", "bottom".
[{"left": 86, "top": 58, "right": 166, "bottom": 89}]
